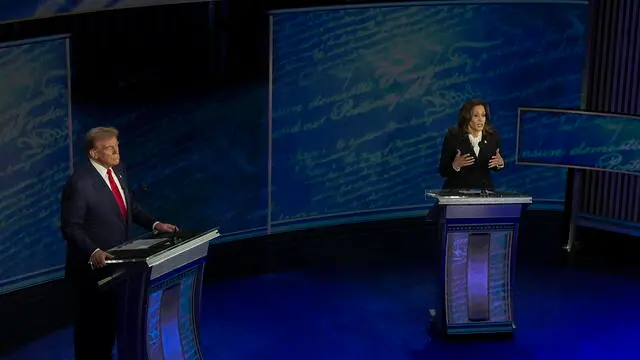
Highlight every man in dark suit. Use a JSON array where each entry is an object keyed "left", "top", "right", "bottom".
[
  {"left": 61, "top": 126, "right": 177, "bottom": 360},
  {"left": 438, "top": 99, "right": 505, "bottom": 190}
]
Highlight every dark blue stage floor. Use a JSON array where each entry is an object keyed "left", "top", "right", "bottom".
[{"left": 5, "top": 262, "right": 639, "bottom": 360}]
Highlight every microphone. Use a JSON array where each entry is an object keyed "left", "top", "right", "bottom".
[
  {"left": 170, "top": 227, "right": 178, "bottom": 245},
  {"left": 481, "top": 180, "right": 491, "bottom": 196},
  {"left": 170, "top": 227, "right": 183, "bottom": 245}
]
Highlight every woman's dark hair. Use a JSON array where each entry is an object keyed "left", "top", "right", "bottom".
[{"left": 456, "top": 98, "right": 493, "bottom": 134}]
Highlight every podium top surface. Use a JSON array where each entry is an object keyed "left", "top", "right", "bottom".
[
  {"left": 425, "top": 190, "right": 533, "bottom": 205},
  {"left": 107, "top": 227, "right": 220, "bottom": 266}
]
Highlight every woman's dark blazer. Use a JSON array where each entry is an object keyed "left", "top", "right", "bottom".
[{"left": 438, "top": 127, "right": 504, "bottom": 190}]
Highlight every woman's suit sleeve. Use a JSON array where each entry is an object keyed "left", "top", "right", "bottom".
[
  {"left": 438, "top": 131, "right": 460, "bottom": 179},
  {"left": 490, "top": 131, "right": 505, "bottom": 172}
]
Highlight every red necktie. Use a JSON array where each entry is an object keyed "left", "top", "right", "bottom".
[{"left": 107, "top": 168, "right": 127, "bottom": 219}]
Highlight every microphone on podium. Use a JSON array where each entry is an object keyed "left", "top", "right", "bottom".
[
  {"left": 481, "top": 180, "right": 492, "bottom": 196},
  {"left": 170, "top": 226, "right": 183, "bottom": 245}
]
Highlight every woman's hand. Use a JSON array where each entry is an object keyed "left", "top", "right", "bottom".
[
  {"left": 452, "top": 149, "right": 474, "bottom": 170},
  {"left": 489, "top": 149, "right": 505, "bottom": 168}
]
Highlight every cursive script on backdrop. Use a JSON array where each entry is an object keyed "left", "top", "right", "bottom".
[
  {"left": 270, "top": 3, "right": 588, "bottom": 222},
  {"left": 0, "top": 37, "right": 72, "bottom": 291},
  {"left": 518, "top": 109, "right": 640, "bottom": 174}
]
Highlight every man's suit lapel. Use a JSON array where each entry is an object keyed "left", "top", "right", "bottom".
[
  {"left": 88, "top": 165, "right": 127, "bottom": 223},
  {"left": 112, "top": 166, "right": 132, "bottom": 225},
  {"left": 112, "top": 168, "right": 131, "bottom": 213}
]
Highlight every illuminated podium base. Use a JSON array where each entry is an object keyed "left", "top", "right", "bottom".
[
  {"left": 105, "top": 228, "right": 220, "bottom": 360},
  {"left": 427, "top": 191, "right": 531, "bottom": 336}
]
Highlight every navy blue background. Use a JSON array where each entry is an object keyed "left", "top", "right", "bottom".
[
  {"left": 0, "top": 36, "right": 71, "bottom": 290},
  {"left": 0, "top": 1, "right": 589, "bottom": 293},
  {"left": 0, "top": 0, "right": 206, "bottom": 24},
  {"left": 517, "top": 108, "right": 640, "bottom": 174},
  {"left": 67, "top": 5, "right": 269, "bottom": 241},
  {"left": 271, "top": 3, "right": 587, "bottom": 227},
  {"left": 0, "top": 3, "right": 269, "bottom": 293}
]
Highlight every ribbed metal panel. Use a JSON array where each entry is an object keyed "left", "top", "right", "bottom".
[
  {"left": 581, "top": 0, "right": 640, "bottom": 226},
  {"left": 582, "top": 171, "right": 640, "bottom": 223}
]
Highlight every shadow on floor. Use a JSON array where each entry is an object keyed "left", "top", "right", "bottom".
[
  {"left": 5, "top": 261, "right": 640, "bottom": 360},
  {"left": 4, "top": 213, "right": 640, "bottom": 359}
]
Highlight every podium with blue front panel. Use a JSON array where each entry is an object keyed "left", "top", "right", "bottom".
[
  {"left": 426, "top": 190, "right": 531, "bottom": 336},
  {"left": 104, "top": 228, "right": 220, "bottom": 360}
]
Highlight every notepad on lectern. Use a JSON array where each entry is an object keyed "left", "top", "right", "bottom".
[{"left": 114, "top": 238, "right": 167, "bottom": 251}]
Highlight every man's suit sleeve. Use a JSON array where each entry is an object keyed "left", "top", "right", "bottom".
[
  {"left": 438, "top": 132, "right": 460, "bottom": 179},
  {"left": 118, "top": 164, "right": 158, "bottom": 230},
  {"left": 60, "top": 179, "right": 98, "bottom": 258},
  {"left": 131, "top": 201, "right": 157, "bottom": 230}
]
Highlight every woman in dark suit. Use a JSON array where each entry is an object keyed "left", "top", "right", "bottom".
[{"left": 438, "top": 99, "right": 505, "bottom": 190}]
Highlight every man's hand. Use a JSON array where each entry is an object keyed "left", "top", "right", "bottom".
[
  {"left": 154, "top": 222, "right": 179, "bottom": 233},
  {"left": 90, "top": 250, "right": 113, "bottom": 269}
]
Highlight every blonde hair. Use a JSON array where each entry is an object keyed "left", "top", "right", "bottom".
[{"left": 85, "top": 127, "right": 119, "bottom": 153}]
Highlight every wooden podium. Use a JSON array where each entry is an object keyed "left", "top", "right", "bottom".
[
  {"left": 104, "top": 228, "right": 220, "bottom": 360},
  {"left": 426, "top": 190, "right": 531, "bottom": 335}
]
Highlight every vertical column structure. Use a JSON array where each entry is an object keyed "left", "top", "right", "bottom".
[{"left": 578, "top": 0, "right": 640, "bottom": 232}]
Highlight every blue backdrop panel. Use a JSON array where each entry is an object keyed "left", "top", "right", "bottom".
[
  {"left": 72, "top": 87, "right": 269, "bottom": 240},
  {"left": 0, "top": 0, "right": 207, "bottom": 24},
  {"left": 270, "top": 2, "right": 587, "bottom": 225},
  {"left": 0, "top": 36, "right": 71, "bottom": 293},
  {"left": 517, "top": 108, "right": 640, "bottom": 174}
]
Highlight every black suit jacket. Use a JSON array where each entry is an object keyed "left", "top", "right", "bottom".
[
  {"left": 60, "top": 161, "right": 156, "bottom": 279},
  {"left": 438, "top": 127, "right": 504, "bottom": 190}
]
